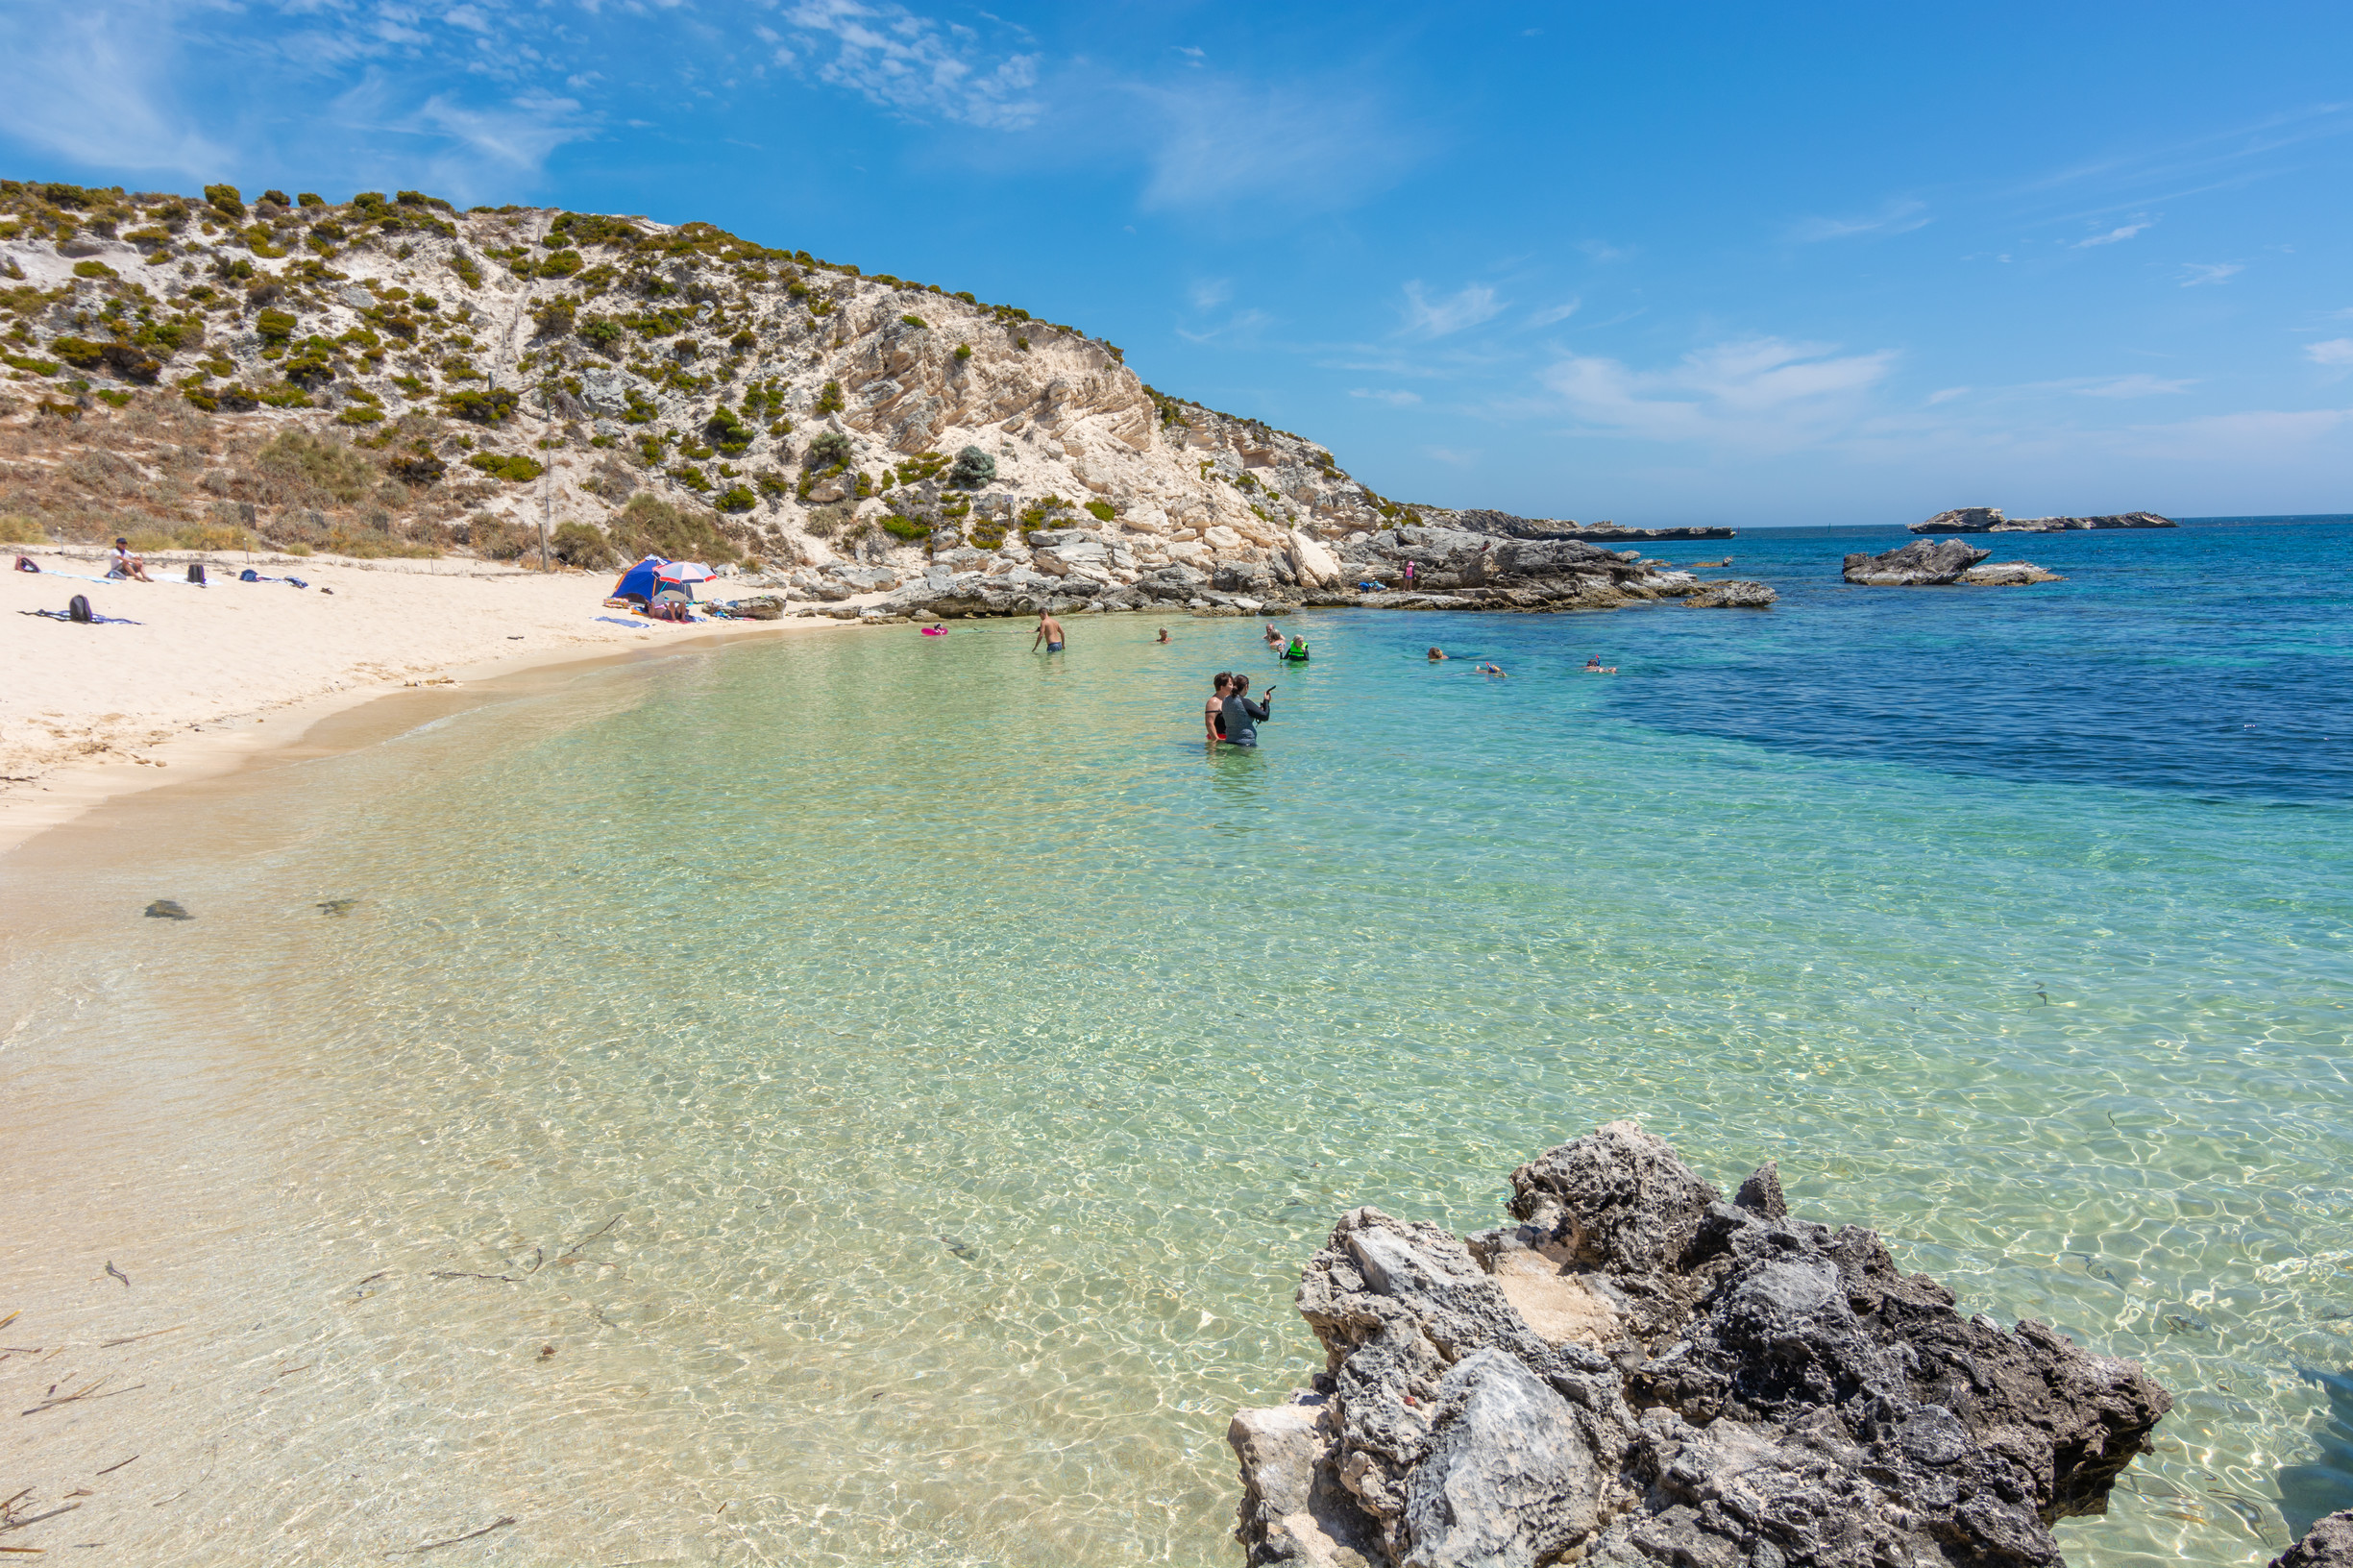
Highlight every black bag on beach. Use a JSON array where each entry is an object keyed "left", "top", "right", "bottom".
[
  {"left": 186, "top": 562, "right": 206, "bottom": 585},
  {"left": 67, "top": 594, "right": 92, "bottom": 624}
]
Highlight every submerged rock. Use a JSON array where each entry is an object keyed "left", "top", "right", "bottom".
[
  {"left": 143, "top": 899, "right": 191, "bottom": 919},
  {"left": 1842, "top": 539, "right": 1992, "bottom": 585},
  {"left": 1679, "top": 580, "right": 1777, "bottom": 608},
  {"left": 1228, "top": 1122, "right": 2170, "bottom": 1568},
  {"left": 1960, "top": 561, "right": 2065, "bottom": 586},
  {"left": 2274, "top": 1510, "right": 2353, "bottom": 1568}
]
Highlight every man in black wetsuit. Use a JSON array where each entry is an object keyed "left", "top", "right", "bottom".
[{"left": 1220, "top": 674, "right": 1273, "bottom": 747}]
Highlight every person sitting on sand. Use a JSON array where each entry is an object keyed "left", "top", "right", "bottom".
[
  {"left": 1033, "top": 610, "right": 1066, "bottom": 654},
  {"left": 1428, "top": 647, "right": 1447, "bottom": 661},
  {"left": 1205, "top": 672, "right": 1232, "bottom": 742},
  {"left": 1220, "top": 674, "right": 1274, "bottom": 747},
  {"left": 110, "top": 537, "right": 152, "bottom": 582}
]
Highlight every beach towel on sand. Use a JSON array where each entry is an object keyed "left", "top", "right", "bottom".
[{"left": 22, "top": 607, "right": 141, "bottom": 625}]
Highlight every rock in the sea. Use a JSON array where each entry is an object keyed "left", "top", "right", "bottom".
[
  {"left": 1842, "top": 539, "right": 1992, "bottom": 585},
  {"left": 1229, "top": 1122, "right": 2171, "bottom": 1568},
  {"left": 143, "top": 899, "right": 191, "bottom": 919},
  {"left": 1679, "top": 580, "right": 1777, "bottom": 608},
  {"left": 1960, "top": 561, "right": 2065, "bottom": 586},
  {"left": 2273, "top": 1510, "right": 2353, "bottom": 1568},
  {"left": 1911, "top": 507, "right": 2174, "bottom": 533}
]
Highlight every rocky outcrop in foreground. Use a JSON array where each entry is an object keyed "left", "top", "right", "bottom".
[
  {"left": 1911, "top": 508, "right": 2175, "bottom": 533},
  {"left": 2274, "top": 1510, "right": 2353, "bottom": 1567},
  {"left": 1229, "top": 1122, "right": 2169, "bottom": 1568}
]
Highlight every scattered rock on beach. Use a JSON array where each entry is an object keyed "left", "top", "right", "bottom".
[
  {"left": 317, "top": 898, "right": 360, "bottom": 917},
  {"left": 2273, "top": 1510, "right": 2353, "bottom": 1568},
  {"left": 1843, "top": 538, "right": 1992, "bottom": 585},
  {"left": 1228, "top": 1121, "right": 2171, "bottom": 1568},
  {"left": 143, "top": 899, "right": 191, "bottom": 919},
  {"left": 1679, "top": 579, "right": 1777, "bottom": 608}
]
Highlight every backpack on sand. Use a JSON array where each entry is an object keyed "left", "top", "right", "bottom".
[
  {"left": 67, "top": 594, "right": 92, "bottom": 624},
  {"left": 185, "top": 562, "right": 207, "bottom": 585}
]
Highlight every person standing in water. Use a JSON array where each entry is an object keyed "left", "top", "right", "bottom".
[
  {"left": 1205, "top": 672, "right": 1232, "bottom": 742},
  {"left": 1033, "top": 610, "right": 1066, "bottom": 653},
  {"left": 1220, "top": 674, "right": 1274, "bottom": 747}
]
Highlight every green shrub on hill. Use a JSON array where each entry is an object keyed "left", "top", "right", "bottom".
[
  {"left": 468, "top": 452, "right": 545, "bottom": 482},
  {"left": 610, "top": 491, "right": 741, "bottom": 563},
  {"left": 204, "top": 184, "right": 245, "bottom": 219}
]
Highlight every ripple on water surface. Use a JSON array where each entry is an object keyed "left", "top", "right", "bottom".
[{"left": 2, "top": 521, "right": 2349, "bottom": 1565}]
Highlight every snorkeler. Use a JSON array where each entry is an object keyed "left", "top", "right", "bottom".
[
  {"left": 1584, "top": 657, "right": 1616, "bottom": 674},
  {"left": 1221, "top": 674, "right": 1274, "bottom": 747}
]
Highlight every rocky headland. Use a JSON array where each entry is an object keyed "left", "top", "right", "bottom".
[
  {"left": 1229, "top": 1122, "right": 2170, "bottom": 1568},
  {"left": 1910, "top": 507, "right": 2174, "bottom": 533},
  {"left": 0, "top": 178, "right": 1753, "bottom": 621},
  {"left": 1844, "top": 539, "right": 2061, "bottom": 587}
]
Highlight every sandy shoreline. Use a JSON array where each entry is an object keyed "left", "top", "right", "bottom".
[{"left": 0, "top": 548, "right": 849, "bottom": 856}]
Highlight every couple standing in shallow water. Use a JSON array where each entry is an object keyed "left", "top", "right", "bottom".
[{"left": 1204, "top": 672, "right": 1274, "bottom": 748}]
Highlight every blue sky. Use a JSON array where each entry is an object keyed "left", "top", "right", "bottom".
[{"left": 5, "top": 1, "right": 2351, "bottom": 527}]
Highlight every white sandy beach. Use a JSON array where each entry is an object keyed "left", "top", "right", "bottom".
[{"left": 0, "top": 549, "right": 842, "bottom": 852}]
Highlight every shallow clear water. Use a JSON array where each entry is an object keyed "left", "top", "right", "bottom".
[{"left": 2, "top": 518, "right": 2349, "bottom": 1564}]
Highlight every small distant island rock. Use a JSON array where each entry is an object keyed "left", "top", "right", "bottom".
[
  {"left": 1227, "top": 1122, "right": 2170, "bottom": 1568},
  {"left": 1960, "top": 560, "right": 2065, "bottom": 586},
  {"left": 1447, "top": 509, "right": 1737, "bottom": 543},
  {"left": 1843, "top": 539, "right": 1991, "bottom": 585},
  {"left": 1910, "top": 507, "right": 2175, "bottom": 533}
]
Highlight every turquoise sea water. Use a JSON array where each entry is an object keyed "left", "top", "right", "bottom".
[{"left": 2, "top": 518, "right": 2348, "bottom": 1564}]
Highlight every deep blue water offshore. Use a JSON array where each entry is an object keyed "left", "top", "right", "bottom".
[{"left": 0, "top": 514, "right": 2347, "bottom": 1565}]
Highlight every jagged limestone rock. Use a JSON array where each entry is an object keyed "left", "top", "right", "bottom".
[
  {"left": 1231, "top": 1122, "right": 2171, "bottom": 1568},
  {"left": 1842, "top": 539, "right": 1992, "bottom": 585}
]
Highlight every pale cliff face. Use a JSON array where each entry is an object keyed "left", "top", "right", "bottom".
[{"left": 0, "top": 185, "right": 1427, "bottom": 576}]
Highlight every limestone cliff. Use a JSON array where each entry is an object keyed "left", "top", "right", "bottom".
[{"left": 0, "top": 180, "right": 1424, "bottom": 577}]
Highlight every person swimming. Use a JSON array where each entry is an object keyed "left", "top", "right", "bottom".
[
  {"left": 1205, "top": 672, "right": 1232, "bottom": 742},
  {"left": 1263, "top": 623, "right": 1286, "bottom": 649},
  {"left": 1284, "top": 634, "right": 1310, "bottom": 661},
  {"left": 1428, "top": 647, "right": 1447, "bottom": 661},
  {"left": 1220, "top": 674, "right": 1274, "bottom": 747},
  {"left": 1584, "top": 657, "right": 1616, "bottom": 674},
  {"left": 1476, "top": 662, "right": 1507, "bottom": 676},
  {"left": 1157, "top": 627, "right": 1171, "bottom": 644}
]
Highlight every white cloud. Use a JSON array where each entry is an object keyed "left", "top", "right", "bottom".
[
  {"left": 1527, "top": 299, "right": 1580, "bottom": 328},
  {"left": 2074, "top": 374, "right": 2196, "bottom": 398},
  {"left": 1578, "top": 239, "right": 1630, "bottom": 263},
  {"left": 2069, "top": 218, "right": 2153, "bottom": 248},
  {"left": 2180, "top": 262, "right": 2244, "bottom": 286},
  {"left": 1542, "top": 336, "right": 1898, "bottom": 451},
  {"left": 1926, "top": 386, "right": 1971, "bottom": 404},
  {"left": 1188, "top": 278, "right": 1232, "bottom": 310},
  {"left": 1134, "top": 75, "right": 1413, "bottom": 209},
  {"left": 1787, "top": 199, "right": 1928, "bottom": 243},
  {"left": 1350, "top": 388, "right": 1422, "bottom": 406},
  {"left": 1400, "top": 281, "right": 1505, "bottom": 339},
  {"left": 0, "top": 4, "right": 230, "bottom": 178},
  {"left": 781, "top": 0, "right": 1042, "bottom": 130},
  {"left": 2305, "top": 338, "right": 2353, "bottom": 366},
  {"left": 443, "top": 5, "right": 491, "bottom": 33},
  {"left": 2115, "top": 406, "right": 2353, "bottom": 460}
]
